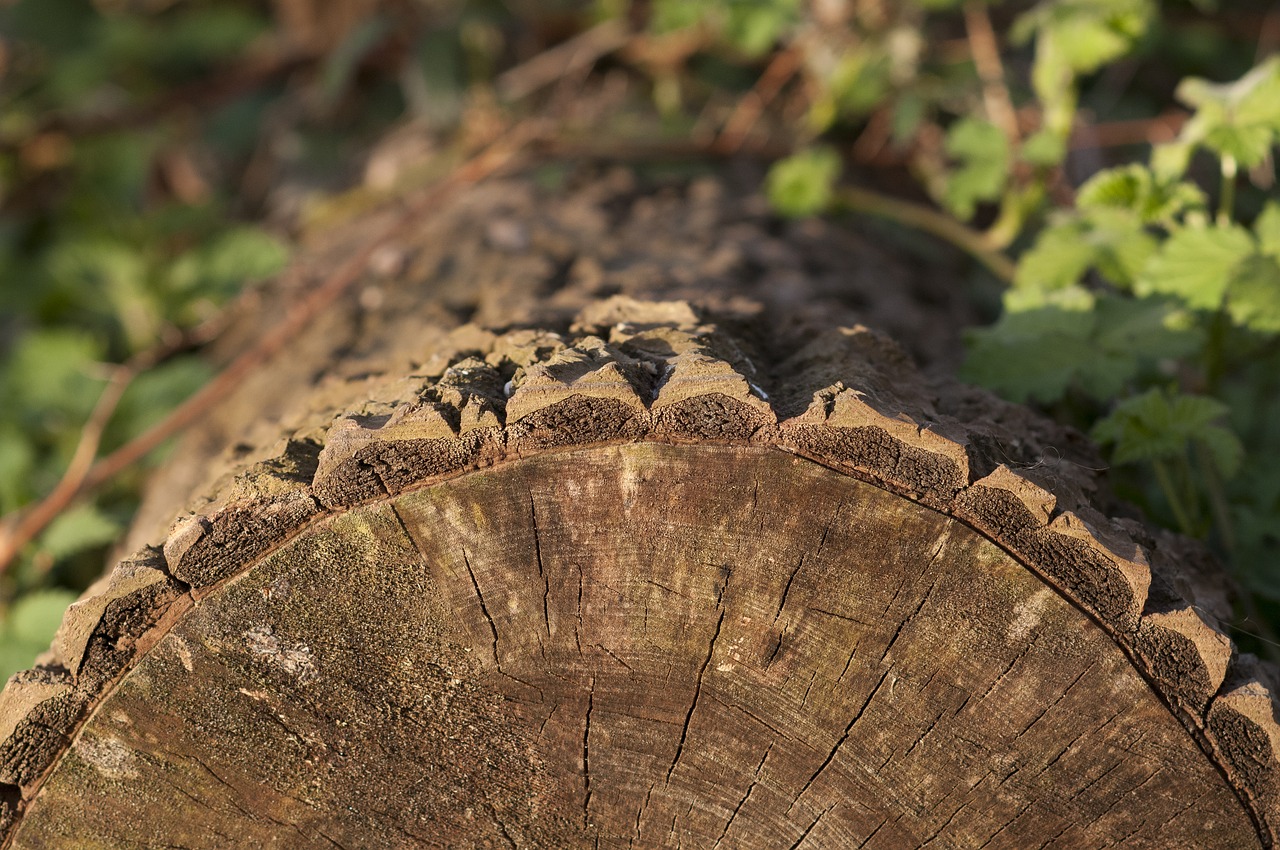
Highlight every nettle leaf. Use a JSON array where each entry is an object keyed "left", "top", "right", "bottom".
[
  {"left": 1093, "top": 388, "right": 1242, "bottom": 475},
  {"left": 167, "top": 226, "right": 289, "bottom": 317},
  {"left": 1085, "top": 294, "right": 1201, "bottom": 396},
  {"left": 3, "top": 328, "right": 103, "bottom": 417},
  {"left": 1013, "top": 0, "right": 1155, "bottom": 73},
  {"left": 1015, "top": 218, "right": 1094, "bottom": 291},
  {"left": 1226, "top": 253, "right": 1280, "bottom": 334},
  {"left": 38, "top": 503, "right": 122, "bottom": 562},
  {"left": 111, "top": 355, "right": 214, "bottom": 441},
  {"left": 961, "top": 289, "right": 1097, "bottom": 403},
  {"left": 1255, "top": 201, "right": 1280, "bottom": 258},
  {"left": 1015, "top": 208, "right": 1154, "bottom": 293},
  {"left": 766, "top": 147, "right": 840, "bottom": 218},
  {"left": 942, "top": 117, "right": 1010, "bottom": 221},
  {"left": 1136, "top": 222, "right": 1252, "bottom": 310},
  {"left": 0, "top": 588, "right": 77, "bottom": 684},
  {"left": 1076, "top": 164, "right": 1205, "bottom": 225},
  {"left": 1177, "top": 56, "right": 1280, "bottom": 168}
]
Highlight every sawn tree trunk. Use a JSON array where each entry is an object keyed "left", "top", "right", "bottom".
[{"left": 1, "top": 166, "right": 1276, "bottom": 849}]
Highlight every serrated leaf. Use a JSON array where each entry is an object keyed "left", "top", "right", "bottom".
[
  {"left": 1084, "top": 208, "right": 1157, "bottom": 288},
  {"left": 1136, "top": 223, "right": 1252, "bottom": 310},
  {"left": 38, "top": 504, "right": 122, "bottom": 562},
  {"left": 1076, "top": 164, "right": 1205, "bottom": 224},
  {"left": 765, "top": 147, "right": 841, "bottom": 218},
  {"left": 1177, "top": 57, "right": 1280, "bottom": 168},
  {"left": 1015, "top": 220, "right": 1095, "bottom": 291},
  {"left": 961, "top": 301, "right": 1097, "bottom": 403},
  {"left": 1093, "top": 388, "right": 1241, "bottom": 476},
  {"left": 1226, "top": 253, "right": 1280, "bottom": 334},
  {"left": 942, "top": 117, "right": 1010, "bottom": 220}
]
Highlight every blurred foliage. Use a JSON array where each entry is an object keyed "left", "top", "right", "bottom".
[{"left": 1, "top": 0, "right": 1280, "bottom": 678}]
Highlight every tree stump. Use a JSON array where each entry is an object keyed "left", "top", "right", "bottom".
[{"left": 1, "top": 168, "right": 1277, "bottom": 848}]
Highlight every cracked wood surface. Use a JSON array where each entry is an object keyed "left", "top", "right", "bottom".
[
  {"left": 0, "top": 165, "right": 1276, "bottom": 847},
  {"left": 7, "top": 446, "right": 1260, "bottom": 847}
]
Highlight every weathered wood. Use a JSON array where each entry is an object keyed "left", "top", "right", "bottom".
[
  {"left": 0, "top": 168, "right": 1276, "bottom": 847},
  {"left": 7, "top": 446, "right": 1260, "bottom": 847}
]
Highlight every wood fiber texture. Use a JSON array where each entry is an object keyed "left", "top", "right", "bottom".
[{"left": 0, "top": 169, "right": 1275, "bottom": 848}]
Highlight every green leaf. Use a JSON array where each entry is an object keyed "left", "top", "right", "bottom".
[
  {"left": 1015, "top": 218, "right": 1094, "bottom": 291},
  {"left": 0, "top": 588, "right": 77, "bottom": 683},
  {"left": 1255, "top": 201, "right": 1280, "bottom": 259},
  {"left": 37, "top": 504, "right": 122, "bottom": 562},
  {"left": 1015, "top": 208, "right": 1155, "bottom": 293},
  {"left": 2, "top": 329, "right": 103, "bottom": 417},
  {"left": 1084, "top": 294, "right": 1201, "bottom": 397},
  {"left": 961, "top": 293, "right": 1098, "bottom": 403},
  {"left": 110, "top": 355, "right": 214, "bottom": 442},
  {"left": 1136, "top": 223, "right": 1253, "bottom": 310},
  {"left": 0, "top": 425, "right": 35, "bottom": 514},
  {"left": 1021, "top": 128, "right": 1067, "bottom": 167},
  {"left": 167, "top": 226, "right": 289, "bottom": 305},
  {"left": 1177, "top": 57, "right": 1280, "bottom": 168},
  {"left": 1013, "top": 0, "right": 1155, "bottom": 73},
  {"left": 1084, "top": 208, "right": 1158, "bottom": 288},
  {"left": 765, "top": 147, "right": 841, "bottom": 217},
  {"left": 1226, "top": 253, "right": 1280, "bottom": 334},
  {"left": 1093, "top": 388, "right": 1242, "bottom": 475},
  {"left": 942, "top": 117, "right": 1009, "bottom": 220},
  {"left": 1076, "top": 164, "right": 1205, "bottom": 225},
  {"left": 724, "top": 0, "right": 800, "bottom": 56}
]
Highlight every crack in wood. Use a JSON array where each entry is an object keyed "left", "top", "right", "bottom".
[
  {"left": 583, "top": 683, "right": 595, "bottom": 829},
  {"left": 666, "top": 609, "right": 726, "bottom": 783},
  {"left": 797, "top": 666, "right": 895, "bottom": 806},
  {"left": 787, "top": 803, "right": 835, "bottom": 849},
  {"left": 713, "top": 742, "right": 772, "bottom": 848},
  {"left": 528, "top": 491, "right": 552, "bottom": 639},
  {"left": 774, "top": 555, "right": 806, "bottom": 623},
  {"left": 460, "top": 547, "right": 500, "bottom": 668}
]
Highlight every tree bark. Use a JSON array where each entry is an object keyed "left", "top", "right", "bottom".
[{"left": 0, "top": 165, "right": 1275, "bottom": 848}]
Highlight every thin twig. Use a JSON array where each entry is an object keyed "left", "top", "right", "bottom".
[
  {"left": 0, "top": 123, "right": 541, "bottom": 576},
  {"left": 963, "top": 1, "right": 1020, "bottom": 148},
  {"left": 497, "top": 19, "right": 631, "bottom": 102},
  {"left": 834, "top": 185, "right": 1017, "bottom": 283},
  {"left": 712, "top": 46, "right": 803, "bottom": 154},
  {"left": 1068, "top": 111, "right": 1186, "bottom": 150}
]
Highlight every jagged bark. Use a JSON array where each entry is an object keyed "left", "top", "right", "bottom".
[{"left": 0, "top": 167, "right": 1276, "bottom": 848}]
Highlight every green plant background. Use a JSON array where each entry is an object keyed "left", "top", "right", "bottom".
[{"left": 1, "top": 0, "right": 1278, "bottom": 680}]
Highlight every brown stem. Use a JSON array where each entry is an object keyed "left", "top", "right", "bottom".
[
  {"left": 963, "top": 1, "right": 1020, "bottom": 147},
  {"left": 712, "top": 47, "right": 804, "bottom": 155},
  {"left": 496, "top": 19, "right": 632, "bottom": 102}
]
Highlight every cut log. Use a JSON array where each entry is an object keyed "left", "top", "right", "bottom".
[{"left": 0, "top": 169, "right": 1275, "bottom": 848}]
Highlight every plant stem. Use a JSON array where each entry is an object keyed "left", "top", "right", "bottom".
[
  {"left": 834, "top": 185, "right": 1017, "bottom": 283},
  {"left": 1196, "top": 440, "right": 1237, "bottom": 553},
  {"left": 1152, "top": 457, "right": 1197, "bottom": 536},
  {"left": 1219, "top": 153, "right": 1237, "bottom": 226}
]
